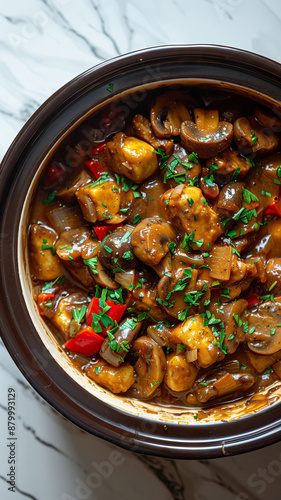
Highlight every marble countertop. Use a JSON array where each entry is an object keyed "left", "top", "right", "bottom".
[{"left": 1, "top": 1, "right": 281, "bottom": 499}]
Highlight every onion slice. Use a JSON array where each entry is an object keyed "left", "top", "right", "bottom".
[
  {"left": 146, "top": 325, "right": 168, "bottom": 347},
  {"left": 114, "top": 270, "right": 135, "bottom": 290},
  {"left": 185, "top": 349, "right": 198, "bottom": 363},
  {"left": 46, "top": 204, "right": 84, "bottom": 233},
  {"left": 208, "top": 245, "right": 232, "bottom": 281}
]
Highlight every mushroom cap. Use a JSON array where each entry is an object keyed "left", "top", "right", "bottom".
[
  {"left": 245, "top": 298, "right": 281, "bottom": 355},
  {"left": 254, "top": 107, "right": 281, "bottom": 133},
  {"left": 129, "top": 336, "right": 166, "bottom": 399},
  {"left": 180, "top": 120, "right": 233, "bottom": 159},
  {"left": 234, "top": 116, "right": 279, "bottom": 157},
  {"left": 98, "top": 228, "right": 138, "bottom": 271},
  {"left": 131, "top": 216, "right": 176, "bottom": 268},
  {"left": 132, "top": 114, "right": 174, "bottom": 155},
  {"left": 150, "top": 91, "right": 196, "bottom": 138},
  {"left": 99, "top": 317, "right": 142, "bottom": 367}
]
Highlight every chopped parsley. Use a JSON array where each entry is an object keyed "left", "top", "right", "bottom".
[
  {"left": 263, "top": 366, "right": 273, "bottom": 375},
  {"left": 120, "top": 317, "right": 138, "bottom": 330},
  {"left": 269, "top": 281, "right": 277, "bottom": 291},
  {"left": 188, "top": 152, "right": 199, "bottom": 164},
  {"left": 233, "top": 314, "right": 243, "bottom": 327},
  {"left": 242, "top": 187, "right": 259, "bottom": 204},
  {"left": 232, "top": 207, "right": 257, "bottom": 224},
  {"left": 150, "top": 381, "right": 161, "bottom": 388},
  {"left": 83, "top": 256, "right": 98, "bottom": 274},
  {"left": 122, "top": 251, "right": 132, "bottom": 260},
  {"left": 168, "top": 241, "right": 177, "bottom": 254},
  {"left": 251, "top": 130, "right": 258, "bottom": 144},
  {"left": 260, "top": 294, "right": 275, "bottom": 302},
  {"left": 153, "top": 148, "right": 169, "bottom": 168},
  {"left": 203, "top": 163, "right": 218, "bottom": 186},
  {"left": 182, "top": 231, "right": 204, "bottom": 251},
  {"left": 90, "top": 173, "right": 110, "bottom": 187},
  {"left": 120, "top": 231, "right": 131, "bottom": 243},
  {"left": 42, "top": 275, "right": 65, "bottom": 292},
  {"left": 43, "top": 190, "right": 57, "bottom": 205},
  {"left": 230, "top": 167, "right": 240, "bottom": 183},
  {"left": 41, "top": 239, "right": 56, "bottom": 255},
  {"left": 72, "top": 305, "right": 87, "bottom": 324},
  {"left": 261, "top": 190, "right": 271, "bottom": 197}
]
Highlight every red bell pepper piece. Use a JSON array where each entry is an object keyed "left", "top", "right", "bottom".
[
  {"left": 37, "top": 293, "right": 55, "bottom": 315},
  {"left": 93, "top": 224, "right": 123, "bottom": 241},
  {"left": 247, "top": 295, "right": 262, "bottom": 308},
  {"left": 64, "top": 326, "right": 104, "bottom": 355},
  {"left": 44, "top": 163, "right": 65, "bottom": 187},
  {"left": 84, "top": 159, "right": 107, "bottom": 178},
  {"left": 89, "top": 142, "right": 107, "bottom": 155},
  {"left": 264, "top": 200, "right": 281, "bottom": 217},
  {"left": 86, "top": 297, "right": 127, "bottom": 335}
]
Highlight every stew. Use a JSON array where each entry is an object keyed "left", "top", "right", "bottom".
[{"left": 27, "top": 86, "right": 281, "bottom": 409}]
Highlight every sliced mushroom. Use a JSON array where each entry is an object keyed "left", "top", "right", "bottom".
[
  {"left": 194, "top": 372, "right": 256, "bottom": 403},
  {"left": 180, "top": 109, "right": 233, "bottom": 159},
  {"left": 157, "top": 267, "right": 200, "bottom": 319},
  {"left": 100, "top": 317, "right": 142, "bottom": 367},
  {"left": 106, "top": 132, "right": 158, "bottom": 183},
  {"left": 55, "top": 228, "right": 99, "bottom": 289},
  {"left": 233, "top": 116, "right": 279, "bottom": 157},
  {"left": 160, "top": 185, "right": 222, "bottom": 250},
  {"left": 209, "top": 299, "right": 248, "bottom": 354},
  {"left": 55, "top": 227, "right": 94, "bottom": 261},
  {"left": 205, "top": 148, "right": 252, "bottom": 181},
  {"left": 132, "top": 114, "right": 174, "bottom": 155},
  {"left": 131, "top": 216, "right": 176, "bottom": 276},
  {"left": 241, "top": 298, "right": 281, "bottom": 355},
  {"left": 161, "top": 144, "right": 201, "bottom": 188},
  {"left": 98, "top": 227, "right": 138, "bottom": 272},
  {"left": 129, "top": 337, "right": 166, "bottom": 399},
  {"left": 246, "top": 348, "right": 281, "bottom": 374},
  {"left": 266, "top": 258, "right": 281, "bottom": 292},
  {"left": 199, "top": 165, "right": 219, "bottom": 200},
  {"left": 254, "top": 107, "right": 281, "bottom": 133},
  {"left": 29, "top": 223, "right": 62, "bottom": 281},
  {"left": 125, "top": 282, "right": 174, "bottom": 322},
  {"left": 215, "top": 181, "right": 244, "bottom": 231},
  {"left": 150, "top": 91, "right": 194, "bottom": 138},
  {"left": 86, "top": 359, "right": 134, "bottom": 393},
  {"left": 56, "top": 169, "right": 92, "bottom": 203},
  {"left": 164, "top": 352, "right": 198, "bottom": 393},
  {"left": 93, "top": 259, "right": 118, "bottom": 289}
]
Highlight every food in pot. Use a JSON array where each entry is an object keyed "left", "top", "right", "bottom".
[{"left": 27, "top": 87, "right": 281, "bottom": 408}]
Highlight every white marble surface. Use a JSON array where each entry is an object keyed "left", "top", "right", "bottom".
[{"left": 1, "top": 0, "right": 281, "bottom": 499}]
